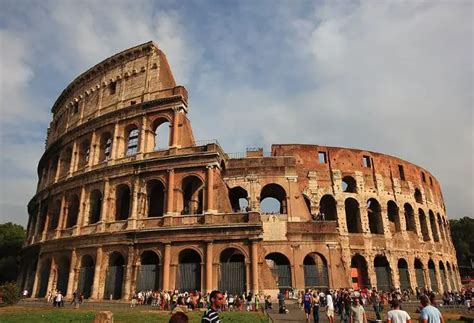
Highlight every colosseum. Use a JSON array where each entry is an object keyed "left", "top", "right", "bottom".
[{"left": 19, "top": 41, "right": 461, "bottom": 301}]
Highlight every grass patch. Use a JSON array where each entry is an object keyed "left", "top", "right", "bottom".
[{"left": 0, "top": 306, "right": 266, "bottom": 323}]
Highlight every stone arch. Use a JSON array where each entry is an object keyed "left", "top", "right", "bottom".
[
  {"left": 89, "top": 189, "right": 102, "bottom": 224},
  {"left": 428, "top": 259, "right": 438, "bottom": 292},
  {"left": 437, "top": 213, "right": 446, "bottom": 240},
  {"left": 99, "top": 131, "right": 113, "bottom": 162},
  {"left": 37, "top": 258, "right": 52, "bottom": 298},
  {"left": 219, "top": 248, "right": 246, "bottom": 295},
  {"left": 367, "top": 198, "right": 383, "bottom": 234},
  {"left": 404, "top": 203, "right": 416, "bottom": 233},
  {"left": 429, "top": 210, "right": 439, "bottom": 242},
  {"left": 447, "top": 262, "right": 456, "bottom": 291},
  {"left": 342, "top": 176, "right": 357, "bottom": 193},
  {"left": 59, "top": 146, "right": 73, "bottom": 178},
  {"left": 414, "top": 258, "right": 425, "bottom": 289},
  {"left": 66, "top": 194, "right": 80, "bottom": 228},
  {"left": 48, "top": 200, "right": 61, "bottom": 231},
  {"left": 181, "top": 175, "right": 204, "bottom": 215},
  {"left": 265, "top": 252, "right": 292, "bottom": 290},
  {"left": 387, "top": 200, "right": 401, "bottom": 233},
  {"left": 320, "top": 194, "right": 337, "bottom": 221},
  {"left": 152, "top": 117, "right": 171, "bottom": 151},
  {"left": 439, "top": 261, "right": 448, "bottom": 292},
  {"left": 56, "top": 256, "right": 71, "bottom": 295},
  {"left": 351, "top": 254, "right": 369, "bottom": 290},
  {"left": 398, "top": 258, "right": 411, "bottom": 291},
  {"left": 136, "top": 250, "right": 161, "bottom": 291},
  {"left": 177, "top": 249, "right": 202, "bottom": 292},
  {"left": 303, "top": 253, "right": 329, "bottom": 289},
  {"left": 78, "top": 139, "right": 91, "bottom": 169},
  {"left": 414, "top": 188, "right": 423, "bottom": 204},
  {"left": 374, "top": 255, "right": 393, "bottom": 291},
  {"left": 303, "top": 194, "right": 312, "bottom": 216},
  {"left": 125, "top": 124, "right": 139, "bottom": 156},
  {"left": 418, "top": 209, "right": 430, "bottom": 241},
  {"left": 260, "top": 183, "right": 287, "bottom": 214},
  {"left": 228, "top": 186, "right": 248, "bottom": 212},
  {"left": 115, "top": 184, "right": 131, "bottom": 220},
  {"left": 345, "top": 198, "right": 362, "bottom": 233},
  {"left": 104, "top": 251, "right": 125, "bottom": 299},
  {"left": 77, "top": 255, "right": 95, "bottom": 298},
  {"left": 147, "top": 179, "right": 166, "bottom": 217}
]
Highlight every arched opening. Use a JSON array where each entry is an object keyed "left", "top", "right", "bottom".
[
  {"left": 49, "top": 155, "right": 59, "bottom": 183},
  {"left": 303, "top": 253, "right": 328, "bottom": 289},
  {"left": 404, "top": 203, "right": 416, "bottom": 233},
  {"left": 414, "top": 188, "right": 423, "bottom": 204},
  {"left": 229, "top": 187, "right": 249, "bottom": 212},
  {"left": 37, "top": 203, "right": 48, "bottom": 234},
  {"left": 439, "top": 261, "right": 448, "bottom": 292},
  {"left": 147, "top": 180, "right": 165, "bottom": 217},
  {"left": 429, "top": 211, "right": 439, "bottom": 242},
  {"left": 414, "top": 258, "right": 425, "bottom": 289},
  {"left": 260, "top": 184, "right": 287, "bottom": 214},
  {"left": 428, "top": 260, "right": 438, "bottom": 292},
  {"left": 37, "top": 259, "right": 51, "bottom": 298},
  {"left": 115, "top": 185, "right": 131, "bottom": 220},
  {"left": 320, "top": 195, "right": 337, "bottom": 221},
  {"left": 181, "top": 176, "right": 203, "bottom": 215},
  {"left": 66, "top": 195, "right": 79, "bottom": 228},
  {"left": 48, "top": 200, "right": 61, "bottom": 231},
  {"left": 351, "top": 254, "right": 369, "bottom": 290},
  {"left": 78, "top": 140, "right": 90, "bottom": 169},
  {"left": 447, "top": 262, "right": 456, "bottom": 292},
  {"left": 265, "top": 252, "right": 292, "bottom": 290},
  {"left": 303, "top": 195, "right": 312, "bottom": 216},
  {"left": 125, "top": 126, "right": 139, "bottom": 156},
  {"left": 367, "top": 198, "right": 383, "bottom": 234},
  {"left": 136, "top": 251, "right": 161, "bottom": 291},
  {"left": 342, "top": 176, "right": 357, "bottom": 193},
  {"left": 419, "top": 209, "right": 430, "bottom": 241},
  {"left": 345, "top": 198, "right": 362, "bottom": 233},
  {"left": 99, "top": 132, "right": 113, "bottom": 162},
  {"left": 104, "top": 252, "right": 125, "bottom": 299},
  {"left": 56, "top": 257, "right": 71, "bottom": 295},
  {"left": 374, "top": 255, "right": 393, "bottom": 291},
  {"left": 77, "top": 255, "right": 95, "bottom": 298},
  {"left": 438, "top": 214, "right": 446, "bottom": 240},
  {"left": 59, "top": 147, "right": 72, "bottom": 177},
  {"left": 153, "top": 119, "right": 170, "bottom": 151},
  {"left": 387, "top": 201, "right": 401, "bottom": 233},
  {"left": 89, "top": 190, "right": 102, "bottom": 224},
  {"left": 219, "top": 248, "right": 246, "bottom": 295},
  {"left": 177, "top": 249, "right": 202, "bottom": 292},
  {"left": 398, "top": 259, "right": 410, "bottom": 291}
]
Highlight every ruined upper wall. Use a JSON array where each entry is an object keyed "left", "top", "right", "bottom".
[{"left": 46, "top": 41, "right": 184, "bottom": 148}]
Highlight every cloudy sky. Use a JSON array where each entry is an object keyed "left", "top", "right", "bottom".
[{"left": 0, "top": 0, "right": 472, "bottom": 226}]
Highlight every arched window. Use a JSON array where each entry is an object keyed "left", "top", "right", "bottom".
[
  {"left": 48, "top": 200, "right": 61, "bottom": 231},
  {"left": 219, "top": 248, "right": 246, "bottom": 295},
  {"left": 419, "top": 209, "right": 430, "bottom": 241},
  {"left": 265, "top": 252, "right": 292, "bottom": 290},
  {"left": 428, "top": 260, "right": 438, "bottom": 292},
  {"left": 177, "top": 249, "right": 202, "bottom": 292},
  {"left": 77, "top": 255, "right": 95, "bottom": 299},
  {"left": 319, "top": 195, "right": 337, "bottom": 221},
  {"left": 115, "top": 185, "right": 131, "bottom": 220},
  {"left": 404, "top": 203, "right": 416, "bottom": 232},
  {"left": 374, "top": 256, "right": 393, "bottom": 291},
  {"left": 387, "top": 201, "right": 401, "bottom": 233},
  {"left": 153, "top": 119, "right": 170, "bottom": 151},
  {"left": 260, "top": 184, "right": 287, "bottom": 214},
  {"left": 147, "top": 180, "right": 165, "bottom": 217},
  {"left": 104, "top": 252, "right": 125, "bottom": 299},
  {"left": 414, "top": 188, "right": 423, "bottom": 204},
  {"left": 182, "top": 176, "right": 204, "bottom": 215},
  {"left": 229, "top": 186, "right": 248, "bottom": 212},
  {"left": 342, "top": 176, "right": 357, "bottom": 193},
  {"left": 398, "top": 259, "right": 410, "bottom": 291},
  {"left": 89, "top": 190, "right": 102, "bottom": 224},
  {"left": 100, "top": 132, "right": 113, "bottom": 162},
  {"left": 429, "top": 210, "right": 439, "bottom": 242},
  {"left": 59, "top": 147, "right": 73, "bottom": 177},
  {"left": 78, "top": 140, "right": 90, "bottom": 169},
  {"left": 303, "top": 253, "right": 328, "bottom": 288},
  {"left": 136, "top": 251, "right": 161, "bottom": 291},
  {"left": 66, "top": 195, "right": 80, "bottom": 228},
  {"left": 38, "top": 203, "right": 48, "bottom": 234},
  {"left": 345, "top": 198, "right": 362, "bottom": 233},
  {"left": 437, "top": 214, "right": 446, "bottom": 240},
  {"left": 351, "top": 254, "right": 369, "bottom": 290},
  {"left": 126, "top": 127, "right": 139, "bottom": 156},
  {"left": 367, "top": 198, "right": 383, "bottom": 234}
]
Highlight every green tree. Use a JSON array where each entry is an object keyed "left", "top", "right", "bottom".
[
  {"left": 449, "top": 217, "right": 474, "bottom": 266},
  {"left": 0, "top": 222, "right": 26, "bottom": 284}
]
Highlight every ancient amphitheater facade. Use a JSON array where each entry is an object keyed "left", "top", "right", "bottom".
[{"left": 19, "top": 41, "right": 461, "bottom": 300}]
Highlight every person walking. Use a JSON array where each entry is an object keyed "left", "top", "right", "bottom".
[
  {"left": 387, "top": 299, "right": 411, "bottom": 323},
  {"left": 202, "top": 290, "right": 223, "bottom": 323},
  {"left": 326, "top": 290, "right": 335, "bottom": 323},
  {"left": 419, "top": 295, "right": 444, "bottom": 323},
  {"left": 312, "top": 292, "right": 320, "bottom": 323},
  {"left": 303, "top": 289, "right": 313, "bottom": 322},
  {"left": 350, "top": 297, "right": 367, "bottom": 323}
]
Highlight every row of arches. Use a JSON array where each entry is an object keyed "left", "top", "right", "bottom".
[{"left": 350, "top": 254, "right": 459, "bottom": 292}]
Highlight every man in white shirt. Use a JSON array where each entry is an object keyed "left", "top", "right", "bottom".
[
  {"left": 326, "top": 290, "right": 334, "bottom": 323},
  {"left": 387, "top": 299, "right": 411, "bottom": 323}
]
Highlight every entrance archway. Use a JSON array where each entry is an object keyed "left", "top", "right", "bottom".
[
  {"left": 303, "top": 253, "right": 328, "bottom": 289},
  {"left": 428, "top": 260, "right": 438, "bottom": 292},
  {"left": 136, "top": 251, "right": 161, "bottom": 291},
  {"left": 398, "top": 259, "right": 410, "bottom": 291},
  {"left": 414, "top": 258, "right": 425, "bottom": 289},
  {"left": 104, "top": 252, "right": 125, "bottom": 300},
  {"left": 351, "top": 254, "right": 369, "bottom": 290},
  {"left": 177, "top": 249, "right": 201, "bottom": 292},
  {"left": 265, "top": 252, "right": 292, "bottom": 290},
  {"left": 374, "top": 255, "right": 392, "bottom": 291},
  {"left": 56, "top": 257, "right": 70, "bottom": 295},
  {"left": 219, "top": 248, "right": 246, "bottom": 295},
  {"left": 77, "top": 255, "right": 95, "bottom": 298},
  {"left": 439, "top": 261, "right": 448, "bottom": 292},
  {"left": 37, "top": 259, "right": 51, "bottom": 298}
]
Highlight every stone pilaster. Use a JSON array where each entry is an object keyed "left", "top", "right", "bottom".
[{"left": 205, "top": 241, "right": 213, "bottom": 292}]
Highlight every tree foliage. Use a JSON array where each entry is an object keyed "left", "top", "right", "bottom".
[
  {"left": 0, "top": 281, "right": 21, "bottom": 304},
  {"left": 449, "top": 217, "right": 474, "bottom": 267},
  {"left": 0, "top": 223, "right": 26, "bottom": 284}
]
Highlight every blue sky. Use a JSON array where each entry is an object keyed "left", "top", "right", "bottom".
[{"left": 0, "top": 0, "right": 472, "bottom": 226}]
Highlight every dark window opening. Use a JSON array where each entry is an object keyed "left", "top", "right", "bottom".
[
  {"left": 109, "top": 81, "right": 117, "bottom": 95},
  {"left": 318, "top": 152, "right": 327, "bottom": 164},
  {"left": 429, "top": 177, "right": 433, "bottom": 186},
  {"left": 421, "top": 172, "right": 426, "bottom": 182},
  {"left": 260, "top": 184, "right": 287, "bottom": 214},
  {"left": 229, "top": 187, "right": 249, "bottom": 212},
  {"left": 404, "top": 203, "right": 416, "bottom": 232},
  {"left": 414, "top": 189, "right": 423, "bottom": 204},
  {"left": 66, "top": 195, "right": 80, "bottom": 228},
  {"left": 362, "top": 156, "right": 371, "bottom": 168},
  {"left": 367, "top": 198, "right": 383, "bottom": 234},
  {"left": 342, "top": 176, "right": 357, "bottom": 193},
  {"left": 182, "top": 176, "right": 204, "bottom": 215},
  {"left": 126, "top": 128, "right": 139, "bottom": 156},
  {"left": 398, "top": 165, "right": 405, "bottom": 181},
  {"left": 345, "top": 198, "right": 362, "bottom": 233},
  {"left": 319, "top": 195, "right": 337, "bottom": 221},
  {"left": 147, "top": 180, "right": 165, "bottom": 217},
  {"left": 89, "top": 190, "right": 102, "bottom": 224},
  {"left": 73, "top": 101, "right": 79, "bottom": 114},
  {"left": 131, "top": 101, "right": 136, "bottom": 105},
  {"left": 116, "top": 185, "right": 131, "bottom": 220}
]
